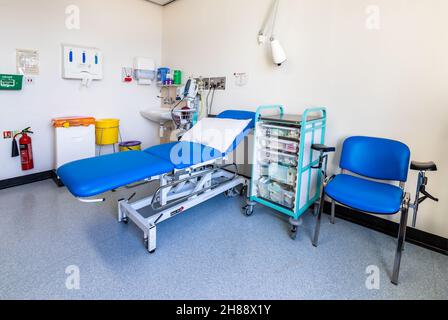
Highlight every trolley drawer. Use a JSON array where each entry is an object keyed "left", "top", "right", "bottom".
[
  {"left": 260, "top": 123, "right": 300, "bottom": 140},
  {"left": 258, "top": 148, "right": 299, "bottom": 167},
  {"left": 258, "top": 136, "right": 299, "bottom": 154}
]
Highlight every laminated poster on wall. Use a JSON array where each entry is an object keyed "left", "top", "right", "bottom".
[{"left": 16, "top": 49, "right": 40, "bottom": 75}]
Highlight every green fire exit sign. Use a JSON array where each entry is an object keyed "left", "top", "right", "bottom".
[{"left": 0, "top": 74, "right": 23, "bottom": 90}]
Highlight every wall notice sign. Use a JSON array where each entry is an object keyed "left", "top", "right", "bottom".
[
  {"left": 0, "top": 74, "right": 23, "bottom": 90},
  {"left": 16, "top": 49, "right": 40, "bottom": 75}
]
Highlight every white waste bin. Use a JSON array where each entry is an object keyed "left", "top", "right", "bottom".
[{"left": 52, "top": 117, "right": 96, "bottom": 169}]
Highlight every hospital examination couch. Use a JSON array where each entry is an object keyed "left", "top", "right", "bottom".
[{"left": 58, "top": 110, "right": 256, "bottom": 253}]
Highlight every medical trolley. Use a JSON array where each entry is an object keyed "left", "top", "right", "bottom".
[{"left": 244, "top": 106, "right": 328, "bottom": 239}]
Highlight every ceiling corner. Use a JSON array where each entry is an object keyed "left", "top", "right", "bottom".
[{"left": 146, "top": 0, "right": 177, "bottom": 6}]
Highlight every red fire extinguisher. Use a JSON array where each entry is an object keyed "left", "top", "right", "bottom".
[{"left": 12, "top": 127, "right": 34, "bottom": 171}]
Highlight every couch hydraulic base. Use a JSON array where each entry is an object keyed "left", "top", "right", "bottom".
[{"left": 118, "top": 171, "right": 248, "bottom": 253}]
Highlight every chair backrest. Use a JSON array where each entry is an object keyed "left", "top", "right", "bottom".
[{"left": 340, "top": 136, "right": 411, "bottom": 182}]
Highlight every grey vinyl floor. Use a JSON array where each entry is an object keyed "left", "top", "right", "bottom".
[{"left": 0, "top": 180, "right": 446, "bottom": 300}]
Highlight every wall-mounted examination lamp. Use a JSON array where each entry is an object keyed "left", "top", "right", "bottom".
[
  {"left": 258, "top": 0, "right": 287, "bottom": 66},
  {"left": 270, "top": 39, "right": 287, "bottom": 66}
]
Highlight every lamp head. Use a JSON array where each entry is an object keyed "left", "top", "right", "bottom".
[{"left": 270, "top": 39, "right": 287, "bottom": 66}]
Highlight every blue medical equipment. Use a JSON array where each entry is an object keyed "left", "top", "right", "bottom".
[
  {"left": 244, "top": 106, "right": 328, "bottom": 240},
  {"left": 157, "top": 67, "right": 170, "bottom": 85},
  {"left": 311, "top": 136, "right": 439, "bottom": 285},
  {"left": 58, "top": 110, "right": 256, "bottom": 253}
]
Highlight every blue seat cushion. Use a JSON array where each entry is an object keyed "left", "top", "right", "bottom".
[
  {"left": 57, "top": 151, "right": 174, "bottom": 198},
  {"left": 144, "top": 142, "right": 223, "bottom": 170},
  {"left": 325, "top": 174, "right": 404, "bottom": 215}
]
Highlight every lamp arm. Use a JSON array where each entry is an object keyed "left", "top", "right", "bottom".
[
  {"left": 270, "top": 0, "right": 281, "bottom": 40},
  {"left": 259, "top": 0, "right": 278, "bottom": 36}
]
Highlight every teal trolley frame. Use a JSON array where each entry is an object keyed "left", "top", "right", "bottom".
[{"left": 247, "top": 105, "right": 328, "bottom": 222}]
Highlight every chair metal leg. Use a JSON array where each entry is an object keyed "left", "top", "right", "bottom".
[
  {"left": 391, "top": 193, "right": 410, "bottom": 285},
  {"left": 312, "top": 194, "right": 326, "bottom": 247},
  {"left": 330, "top": 200, "right": 336, "bottom": 224}
]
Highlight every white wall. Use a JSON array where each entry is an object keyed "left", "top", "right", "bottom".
[
  {"left": 162, "top": 0, "right": 448, "bottom": 238},
  {"left": 0, "top": 0, "right": 163, "bottom": 179},
  {"left": 0, "top": 0, "right": 446, "bottom": 238}
]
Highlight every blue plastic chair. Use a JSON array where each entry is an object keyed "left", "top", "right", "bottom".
[{"left": 311, "top": 136, "right": 438, "bottom": 285}]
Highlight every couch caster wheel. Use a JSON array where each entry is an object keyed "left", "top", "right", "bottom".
[
  {"left": 144, "top": 238, "right": 155, "bottom": 254},
  {"left": 243, "top": 205, "right": 254, "bottom": 217},
  {"left": 239, "top": 185, "right": 248, "bottom": 197},
  {"left": 225, "top": 188, "right": 239, "bottom": 198}
]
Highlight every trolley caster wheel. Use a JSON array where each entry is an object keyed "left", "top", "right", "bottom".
[
  {"left": 122, "top": 217, "right": 129, "bottom": 224},
  {"left": 290, "top": 226, "right": 298, "bottom": 240},
  {"left": 149, "top": 249, "right": 156, "bottom": 254},
  {"left": 243, "top": 205, "right": 254, "bottom": 217}
]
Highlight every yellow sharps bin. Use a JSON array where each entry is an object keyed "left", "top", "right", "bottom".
[{"left": 95, "top": 119, "right": 120, "bottom": 146}]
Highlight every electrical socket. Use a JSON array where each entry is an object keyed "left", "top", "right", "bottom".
[
  {"left": 203, "top": 78, "right": 211, "bottom": 91},
  {"left": 203, "top": 78, "right": 210, "bottom": 90},
  {"left": 210, "top": 77, "right": 226, "bottom": 90},
  {"left": 195, "top": 77, "right": 210, "bottom": 91},
  {"left": 25, "top": 77, "right": 35, "bottom": 85}
]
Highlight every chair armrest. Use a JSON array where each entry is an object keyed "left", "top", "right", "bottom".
[
  {"left": 323, "top": 175, "right": 336, "bottom": 187},
  {"left": 411, "top": 161, "right": 437, "bottom": 172},
  {"left": 312, "top": 144, "right": 336, "bottom": 153}
]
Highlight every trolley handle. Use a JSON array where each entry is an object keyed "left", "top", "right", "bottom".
[
  {"left": 255, "top": 105, "right": 285, "bottom": 120},
  {"left": 302, "top": 107, "right": 327, "bottom": 124}
]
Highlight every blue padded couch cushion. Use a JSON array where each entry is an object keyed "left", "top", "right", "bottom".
[
  {"left": 216, "top": 110, "right": 256, "bottom": 130},
  {"left": 145, "top": 110, "right": 256, "bottom": 169},
  {"left": 325, "top": 174, "right": 404, "bottom": 215},
  {"left": 145, "top": 142, "right": 222, "bottom": 170},
  {"left": 340, "top": 136, "right": 411, "bottom": 182},
  {"left": 216, "top": 110, "right": 256, "bottom": 154},
  {"left": 57, "top": 151, "right": 174, "bottom": 198}
]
